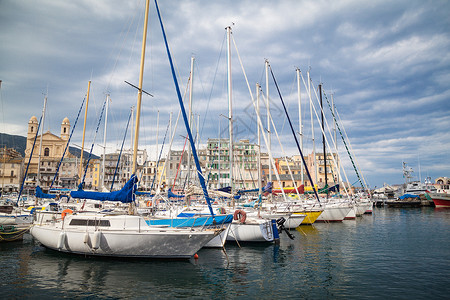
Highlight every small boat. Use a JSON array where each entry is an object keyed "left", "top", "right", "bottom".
[
  {"left": 227, "top": 215, "right": 278, "bottom": 243},
  {"left": 428, "top": 193, "right": 450, "bottom": 208},
  {"left": 0, "top": 224, "right": 30, "bottom": 242},
  {"left": 386, "top": 194, "right": 421, "bottom": 208}
]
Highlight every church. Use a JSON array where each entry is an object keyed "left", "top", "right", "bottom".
[{"left": 24, "top": 116, "right": 80, "bottom": 192}]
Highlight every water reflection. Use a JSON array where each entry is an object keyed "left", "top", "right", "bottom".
[{"left": 3, "top": 208, "right": 449, "bottom": 299}]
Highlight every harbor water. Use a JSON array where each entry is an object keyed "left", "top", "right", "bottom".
[{"left": 2, "top": 207, "right": 449, "bottom": 299}]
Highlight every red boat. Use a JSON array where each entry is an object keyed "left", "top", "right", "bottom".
[{"left": 429, "top": 193, "right": 450, "bottom": 208}]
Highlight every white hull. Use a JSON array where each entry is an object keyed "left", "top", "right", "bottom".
[
  {"left": 344, "top": 207, "right": 356, "bottom": 220},
  {"left": 204, "top": 223, "right": 231, "bottom": 248},
  {"left": 284, "top": 214, "right": 306, "bottom": 229},
  {"left": 31, "top": 213, "right": 219, "bottom": 258},
  {"left": 227, "top": 217, "right": 275, "bottom": 243},
  {"left": 316, "top": 205, "right": 351, "bottom": 222}
]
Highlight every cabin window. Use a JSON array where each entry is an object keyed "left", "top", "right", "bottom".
[
  {"left": 69, "top": 219, "right": 110, "bottom": 226},
  {"left": 44, "top": 147, "right": 50, "bottom": 156}
]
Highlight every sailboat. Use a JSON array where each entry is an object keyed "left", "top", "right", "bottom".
[{"left": 30, "top": 0, "right": 221, "bottom": 258}]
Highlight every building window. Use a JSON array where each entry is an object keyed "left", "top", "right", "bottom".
[
  {"left": 64, "top": 127, "right": 67, "bottom": 133},
  {"left": 44, "top": 147, "right": 50, "bottom": 156},
  {"left": 31, "top": 126, "right": 34, "bottom": 133}
]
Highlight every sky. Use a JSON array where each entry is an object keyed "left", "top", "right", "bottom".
[{"left": 0, "top": 0, "right": 449, "bottom": 188}]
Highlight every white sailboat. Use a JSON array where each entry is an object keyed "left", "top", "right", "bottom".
[
  {"left": 223, "top": 26, "right": 277, "bottom": 244},
  {"left": 31, "top": 0, "right": 220, "bottom": 258}
]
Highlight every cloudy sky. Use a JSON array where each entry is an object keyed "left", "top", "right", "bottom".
[{"left": 1, "top": 0, "right": 449, "bottom": 188}]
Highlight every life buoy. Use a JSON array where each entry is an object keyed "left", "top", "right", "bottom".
[
  {"left": 146, "top": 200, "right": 152, "bottom": 207},
  {"left": 233, "top": 209, "right": 247, "bottom": 223},
  {"left": 61, "top": 209, "right": 73, "bottom": 220}
]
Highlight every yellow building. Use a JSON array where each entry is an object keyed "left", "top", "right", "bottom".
[{"left": 0, "top": 147, "right": 23, "bottom": 193}]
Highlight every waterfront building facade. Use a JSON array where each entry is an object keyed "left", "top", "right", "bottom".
[{"left": 0, "top": 147, "right": 23, "bottom": 193}]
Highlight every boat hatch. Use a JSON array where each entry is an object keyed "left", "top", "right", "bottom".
[{"left": 69, "top": 219, "right": 110, "bottom": 227}]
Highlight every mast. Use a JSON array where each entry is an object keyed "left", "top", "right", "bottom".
[
  {"left": 319, "top": 83, "right": 327, "bottom": 195},
  {"left": 156, "top": 109, "right": 159, "bottom": 165},
  {"left": 37, "top": 92, "right": 47, "bottom": 187},
  {"left": 187, "top": 57, "right": 194, "bottom": 184},
  {"left": 256, "top": 83, "right": 262, "bottom": 195},
  {"left": 308, "top": 70, "right": 318, "bottom": 185},
  {"left": 132, "top": 0, "right": 150, "bottom": 174},
  {"left": 296, "top": 68, "right": 304, "bottom": 186},
  {"left": 218, "top": 119, "right": 221, "bottom": 189},
  {"left": 168, "top": 112, "right": 172, "bottom": 187},
  {"left": 79, "top": 80, "right": 91, "bottom": 185},
  {"left": 331, "top": 93, "right": 339, "bottom": 184},
  {"left": 265, "top": 60, "right": 271, "bottom": 185},
  {"left": 101, "top": 94, "right": 109, "bottom": 190},
  {"left": 226, "top": 26, "right": 234, "bottom": 196}
]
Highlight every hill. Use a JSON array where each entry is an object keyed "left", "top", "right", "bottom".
[{"left": 0, "top": 132, "right": 99, "bottom": 159}]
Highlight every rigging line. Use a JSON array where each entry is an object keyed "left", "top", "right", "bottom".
[
  {"left": 259, "top": 85, "right": 297, "bottom": 202},
  {"left": 106, "top": 3, "right": 141, "bottom": 90},
  {"left": 300, "top": 73, "right": 351, "bottom": 198},
  {"left": 280, "top": 72, "right": 298, "bottom": 136},
  {"left": 170, "top": 76, "right": 191, "bottom": 190},
  {"left": 268, "top": 65, "right": 321, "bottom": 204},
  {"left": 17, "top": 114, "right": 42, "bottom": 205},
  {"left": 172, "top": 136, "right": 188, "bottom": 190},
  {"left": 264, "top": 86, "right": 301, "bottom": 201},
  {"left": 49, "top": 97, "right": 86, "bottom": 190},
  {"left": 230, "top": 35, "right": 288, "bottom": 201},
  {"left": 156, "top": 109, "right": 182, "bottom": 194},
  {"left": 111, "top": 109, "right": 132, "bottom": 191},
  {"left": 80, "top": 98, "right": 107, "bottom": 188},
  {"left": 149, "top": 122, "right": 170, "bottom": 193},
  {"left": 154, "top": 0, "right": 215, "bottom": 218},
  {"left": 330, "top": 96, "right": 369, "bottom": 190},
  {"left": 200, "top": 32, "right": 226, "bottom": 139}
]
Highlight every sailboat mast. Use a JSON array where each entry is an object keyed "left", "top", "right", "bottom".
[
  {"left": 132, "top": 0, "right": 150, "bottom": 174},
  {"left": 256, "top": 83, "right": 262, "bottom": 195},
  {"left": 156, "top": 109, "right": 159, "bottom": 166},
  {"left": 187, "top": 56, "right": 194, "bottom": 184},
  {"left": 101, "top": 94, "right": 109, "bottom": 190},
  {"left": 319, "top": 83, "right": 327, "bottom": 195},
  {"left": 218, "top": 119, "right": 221, "bottom": 189},
  {"left": 308, "top": 70, "right": 317, "bottom": 184},
  {"left": 37, "top": 93, "right": 47, "bottom": 187},
  {"left": 331, "top": 93, "right": 339, "bottom": 184},
  {"left": 79, "top": 81, "right": 91, "bottom": 185},
  {"left": 296, "top": 68, "right": 304, "bottom": 185},
  {"left": 226, "top": 26, "right": 233, "bottom": 195},
  {"left": 265, "top": 60, "right": 271, "bottom": 185}
]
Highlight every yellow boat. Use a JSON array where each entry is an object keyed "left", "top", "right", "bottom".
[{"left": 294, "top": 209, "right": 323, "bottom": 225}]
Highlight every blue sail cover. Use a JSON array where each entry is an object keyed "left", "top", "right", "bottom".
[
  {"left": 217, "top": 186, "right": 231, "bottom": 194},
  {"left": 35, "top": 186, "right": 56, "bottom": 199},
  {"left": 135, "top": 191, "right": 153, "bottom": 196},
  {"left": 70, "top": 175, "right": 138, "bottom": 203},
  {"left": 399, "top": 194, "right": 420, "bottom": 200}
]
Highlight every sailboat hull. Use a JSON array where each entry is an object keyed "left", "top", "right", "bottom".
[
  {"left": 31, "top": 214, "right": 218, "bottom": 258},
  {"left": 227, "top": 218, "right": 275, "bottom": 243},
  {"left": 316, "top": 205, "right": 351, "bottom": 222}
]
